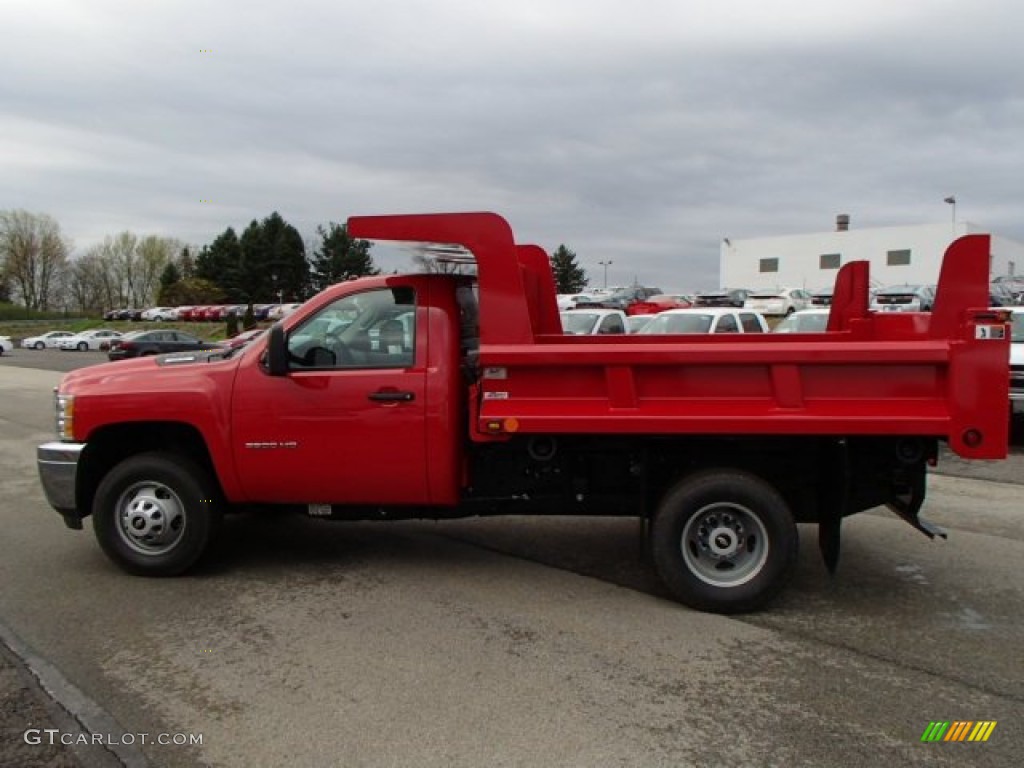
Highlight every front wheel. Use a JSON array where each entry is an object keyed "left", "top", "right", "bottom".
[
  {"left": 93, "top": 453, "right": 223, "bottom": 576},
  {"left": 651, "top": 469, "right": 798, "bottom": 614},
  {"left": 35, "top": 341, "right": 45, "bottom": 350},
  {"left": 77, "top": 341, "right": 88, "bottom": 351}
]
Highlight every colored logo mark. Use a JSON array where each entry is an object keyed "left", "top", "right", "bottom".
[{"left": 920, "top": 721, "right": 997, "bottom": 742}]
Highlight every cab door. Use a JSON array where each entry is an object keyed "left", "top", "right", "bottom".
[{"left": 231, "top": 285, "right": 429, "bottom": 505}]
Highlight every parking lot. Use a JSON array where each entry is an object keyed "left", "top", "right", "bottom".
[{"left": 1, "top": 349, "right": 1022, "bottom": 766}]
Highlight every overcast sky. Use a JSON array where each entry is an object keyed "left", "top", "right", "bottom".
[{"left": 3, "top": 0, "right": 1023, "bottom": 291}]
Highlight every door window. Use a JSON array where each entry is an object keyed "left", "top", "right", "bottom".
[
  {"left": 739, "top": 313, "right": 764, "bottom": 332},
  {"left": 286, "top": 287, "right": 416, "bottom": 370},
  {"left": 714, "top": 314, "right": 739, "bottom": 333}
]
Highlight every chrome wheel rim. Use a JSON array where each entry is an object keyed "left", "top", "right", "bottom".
[
  {"left": 115, "top": 481, "right": 186, "bottom": 556},
  {"left": 681, "top": 502, "right": 769, "bottom": 587}
]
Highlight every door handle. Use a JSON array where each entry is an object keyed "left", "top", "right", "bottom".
[{"left": 368, "top": 390, "right": 415, "bottom": 402}]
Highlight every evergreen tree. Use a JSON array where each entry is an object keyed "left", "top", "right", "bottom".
[
  {"left": 195, "top": 228, "right": 241, "bottom": 298},
  {"left": 156, "top": 261, "right": 182, "bottom": 306},
  {"left": 179, "top": 246, "right": 195, "bottom": 278},
  {"left": 238, "top": 212, "right": 308, "bottom": 302},
  {"left": 160, "top": 277, "right": 224, "bottom": 306},
  {"left": 550, "top": 245, "right": 588, "bottom": 294},
  {"left": 310, "top": 222, "right": 377, "bottom": 292},
  {"left": 196, "top": 214, "right": 307, "bottom": 303},
  {"left": 159, "top": 261, "right": 181, "bottom": 289}
]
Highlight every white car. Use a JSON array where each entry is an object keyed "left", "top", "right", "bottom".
[
  {"left": 638, "top": 307, "right": 769, "bottom": 334},
  {"left": 626, "top": 315, "right": 656, "bottom": 334},
  {"left": 1010, "top": 309, "right": 1024, "bottom": 414},
  {"left": 0, "top": 335, "right": 12, "bottom": 356},
  {"left": 745, "top": 288, "right": 813, "bottom": 316},
  {"left": 57, "top": 329, "right": 123, "bottom": 351},
  {"left": 267, "top": 303, "right": 301, "bottom": 321},
  {"left": 772, "top": 308, "right": 831, "bottom": 333},
  {"left": 559, "top": 309, "right": 628, "bottom": 335},
  {"left": 141, "top": 307, "right": 179, "bottom": 321},
  {"left": 556, "top": 292, "right": 598, "bottom": 311},
  {"left": 21, "top": 330, "right": 76, "bottom": 350}
]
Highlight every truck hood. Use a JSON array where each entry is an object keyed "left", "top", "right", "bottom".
[{"left": 60, "top": 348, "right": 237, "bottom": 392}]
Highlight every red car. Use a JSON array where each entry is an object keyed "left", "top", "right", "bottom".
[{"left": 627, "top": 294, "right": 693, "bottom": 315}]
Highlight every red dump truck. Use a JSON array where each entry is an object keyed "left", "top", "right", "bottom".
[{"left": 37, "top": 212, "right": 1010, "bottom": 613}]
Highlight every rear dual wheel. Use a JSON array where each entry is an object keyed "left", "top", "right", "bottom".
[{"left": 651, "top": 469, "right": 798, "bottom": 614}]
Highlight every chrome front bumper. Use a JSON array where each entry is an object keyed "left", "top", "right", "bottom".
[{"left": 37, "top": 442, "right": 85, "bottom": 529}]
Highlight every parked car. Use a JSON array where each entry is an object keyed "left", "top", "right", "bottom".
[
  {"left": 626, "top": 314, "right": 656, "bottom": 334},
  {"left": 809, "top": 288, "right": 834, "bottom": 307},
  {"left": 0, "top": 335, "right": 12, "bottom": 356},
  {"left": 627, "top": 293, "right": 692, "bottom": 316},
  {"left": 556, "top": 293, "right": 595, "bottom": 310},
  {"left": 693, "top": 288, "right": 750, "bottom": 308},
  {"left": 21, "top": 331, "right": 75, "bottom": 350},
  {"left": 107, "top": 330, "right": 222, "bottom": 361},
  {"left": 989, "top": 283, "right": 1018, "bottom": 307},
  {"left": 559, "top": 309, "right": 628, "bottom": 335},
  {"left": 1011, "top": 309, "right": 1024, "bottom": 415},
  {"left": 575, "top": 286, "right": 661, "bottom": 311},
  {"left": 57, "top": 330, "right": 123, "bottom": 351},
  {"left": 871, "top": 284, "right": 935, "bottom": 312},
  {"left": 638, "top": 307, "right": 769, "bottom": 335},
  {"left": 141, "top": 307, "right": 179, "bottom": 321},
  {"left": 745, "top": 287, "right": 812, "bottom": 316},
  {"left": 267, "top": 303, "right": 301, "bottom": 320},
  {"left": 254, "top": 304, "right": 276, "bottom": 321},
  {"left": 772, "top": 308, "right": 831, "bottom": 333}
]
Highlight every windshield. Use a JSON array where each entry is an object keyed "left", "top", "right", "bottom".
[
  {"left": 774, "top": 312, "right": 829, "bottom": 333},
  {"left": 641, "top": 313, "right": 714, "bottom": 334},
  {"left": 1012, "top": 312, "right": 1024, "bottom": 342},
  {"left": 560, "top": 312, "right": 599, "bottom": 334}
]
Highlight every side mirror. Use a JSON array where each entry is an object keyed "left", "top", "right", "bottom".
[{"left": 266, "top": 323, "right": 289, "bottom": 376}]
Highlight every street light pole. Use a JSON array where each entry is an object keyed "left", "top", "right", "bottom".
[
  {"left": 944, "top": 196, "right": 956, "bottom": 236},
  {"left": 598, "top": 260, "right": 613, "bottom": 289}
]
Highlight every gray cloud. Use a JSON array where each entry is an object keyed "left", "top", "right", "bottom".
[{"left": 2, "top": 0, "right": 1023, "bottom": 292}]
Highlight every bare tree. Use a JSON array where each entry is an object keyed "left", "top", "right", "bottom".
[
  {"left": 136, "top": 236, "right": 179, "bottom": 306},
  {"left": 0, "top": 210, "right": 71, "bottom": 310},
  {"left": 67, "top": 252, "right": 110, "bottom": 314},
  {"left": 107, "top": 232, "right": 140, "bottom": 307}
]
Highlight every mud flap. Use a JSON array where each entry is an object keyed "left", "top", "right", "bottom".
[{"left": 818, "top": 439, "right": 850, "bottom": 574}]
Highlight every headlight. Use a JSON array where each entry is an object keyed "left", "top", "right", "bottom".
[{"left": 55, "top": 391, "right": 75, "bottom": 441}]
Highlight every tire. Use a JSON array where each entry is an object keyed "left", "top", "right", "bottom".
[
  {"left": 34, "top": 341, "right": 45, "bottom": 350},
  {"left": 92, "top": 452, "right": 223, "bottom": 576},
  {"left": 77, "top": 341, "right": 88, "bottom": 351},
  {"left": 651, "top": 469, "right": 798, "bottom": 614}
]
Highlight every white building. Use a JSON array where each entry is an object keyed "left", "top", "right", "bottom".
[{"left": 720, "top": 215, "right": 1024, "bottom": 292}]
